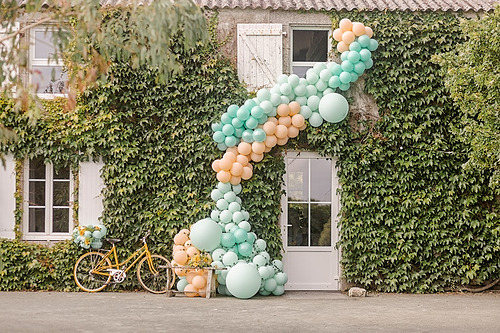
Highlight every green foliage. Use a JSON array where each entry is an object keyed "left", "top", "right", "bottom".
[
  {"left": 0, "top": 239, "right": 83, "bottom": 291},
  {"left": 435, "top": 5, "right": 500, "bottom": 190},
  {"left": 321, "top": 10, "right": 500, "bottom": 292}
]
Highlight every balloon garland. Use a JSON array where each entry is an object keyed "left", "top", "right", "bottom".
[{"left": 171, "top": 18, "right": 378, "bottom": 299}]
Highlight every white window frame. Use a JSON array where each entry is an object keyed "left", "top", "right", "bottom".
[
  {"left": 290, "top": 26, "right": 332, "bottom": 77},
  {"left": 29, "top": 25, "right": 67, "bottom": 99},
  {"left": 0, "top": 22, "right": 19, "bottom": 92},
  {"left": 23, "top": 158, "right": 74, "bottom": 241},
  {"left": 283, "top": 151, "right": 335, "bottom": 249}
]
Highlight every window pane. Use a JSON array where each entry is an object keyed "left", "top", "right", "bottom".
[
  {"left": 53, "top": 208, "right": 69, "bottom": 232},
  {"left": 34, "top": 30, "right": 56, "bottom": 59},
  {"left": 54, "top": 165, "right": 70, "bottom": 179},
  {"left": 293, "top": 30, "right": 328, "bottom": 62},
  {"left": 292, "top": 66, "right": 312, "bottom": 77},
  {"left": 31, "top": 65, "right": 67, "bottom": 94},
  {"left": 53, "top": 181, "right": 69, "bottom": 206},
  {"left": 29, "top": 157, "right": 45, "bottom": 179},
  {"left": 29, "top": 208, "right": 45, "bottom": 232},
  {"left": 287, "top": 203, "right": 308, "bottom": 246},
  {"left": 310, "top": 204, "right": 331, "bottom": 246},
  {"left": 311, "top": 159, "right": 332, "bottom": 202},
  {"left": 29, "top": 181, "right": 45, "bottom": 206},
  {"left": 287, "top": 158, "right": 308, "bottom": 201}
]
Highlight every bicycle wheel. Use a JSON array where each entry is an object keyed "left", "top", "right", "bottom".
[
  {"left": 137, "top": 254, "right": 175, "bottom": 294},
  {"left": 74, "top": 251, "right": 112, "bottom": 292}
]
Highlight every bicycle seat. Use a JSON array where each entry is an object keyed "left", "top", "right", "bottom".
[{"left": 105, "top": 238, "right": 121, "bottom": 244}]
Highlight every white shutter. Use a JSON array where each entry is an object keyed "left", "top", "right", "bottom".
[
  {"left": 78, "top": 160, "right": 105, "bottom": 224},
  {"left": 0, "top": 154, "right": 16, "bottom": 239},
  {"left": 237, "top": 24, "right": 282, "bottom": 91}
]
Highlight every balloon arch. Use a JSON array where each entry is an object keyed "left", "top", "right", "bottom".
[{"left": 171, "top": 18, "right": 379, "bottom": 299}]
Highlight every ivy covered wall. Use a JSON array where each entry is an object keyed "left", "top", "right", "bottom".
[{"left": 0, "top": 11, "right": 498, "bottom": 292}]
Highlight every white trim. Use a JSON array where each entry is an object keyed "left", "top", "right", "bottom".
[
  {"left": 290, "top": 26, "right": 332, "bottom": 76},
  {"left": 22, "top": 158, "right": 74, "bottom": 241}
]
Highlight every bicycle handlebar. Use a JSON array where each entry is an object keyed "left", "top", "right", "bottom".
[{"left": 140, "top": 231, "right": 151, "bottom": 243}]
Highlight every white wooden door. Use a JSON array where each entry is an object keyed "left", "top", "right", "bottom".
[
  {"left": 281, "top": 152, "right": 341, "bottom": 290},
  {"left": 78, "top": 159, "right": 105, "bottom": 224},
  {"left": 237, "top": 23, "right": 282, "bottom": 91}
]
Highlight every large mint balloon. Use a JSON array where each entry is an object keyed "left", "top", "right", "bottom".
[
  {"left": 318, "top": 93, "right": 349, "bottom": 123},
  {"left": 190, "top": 218, "right": 222, "bottom": 251},
  {"left": 226, "top": 262, "right": 261, "bottom": 299}
]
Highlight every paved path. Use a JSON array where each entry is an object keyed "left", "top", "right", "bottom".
[{"left": 1, "top": 291, "right": 499, "bottom": 332}]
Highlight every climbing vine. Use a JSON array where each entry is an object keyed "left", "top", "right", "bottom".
[{"left": 1, "top": 11, "right": 498, "bottom": 292}]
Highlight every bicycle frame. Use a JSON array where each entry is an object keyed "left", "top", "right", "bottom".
[{"left": 92, "top": 239, "right": 159, "bottom": 278}]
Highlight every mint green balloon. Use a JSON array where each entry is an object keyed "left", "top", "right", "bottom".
[
  {"left": 177, "top": 278, "right": 188, "bottom": 292},
  {"left": 318, "top": 93, "right": 349, "bottom": 123},
  {"left": 308, "top": 112, "right": 324, "bottom": 127},
  {"left": 226, "top": 263, "right": 261, "bottom": 299},
  {"left": 190, "top": 218, "right": 222, "bottom": 251}
]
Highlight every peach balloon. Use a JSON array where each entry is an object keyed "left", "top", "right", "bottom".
[
  {"left": 289, "top": 102, "right": 301, "bottom": 116},
  {"left": 251, "top": 152, "right": 264, "bottom": 163},
  {"left": 174, "top": 231, "right": 189, "bottom": 245},
  {"left": 264, "top": 135, "right": 278, "bottom": 148},
  {"left": 252, "top": 141, "right": 266, "bottom": 154},
  {"left": 230, "top": 162, "right": 244, "bottom": 176},
  {"left": 277, "top": 104, "right": 290, "bottom": 117},
  {"left": 211, "top": 160, "right": 221, "bottom": 172},
  {"left": 342, "top": 31, "right": 355, "bottom": 44},
  {"left": 217, "top": 170, "right": 232, "bottom": 183},
  {"left": 230, "top": 175, "right": 241, "bottom": 185},
  {"left": 192, "top": 275, "right": 207, "bottom": 289},
  {"left": 263, "top": 121, "right": 277, "bottom": 135},
  {"left": 264, "top": 146, "right": 271, "bottom": 153},
  {"left": 277, "top": 136, "right": 289, "bottom": 146},
  {"left": 275, "top": 124, "right": 288, "bottom": 139},
  {"left": 299, "top": 123, "right": 307, "bottom": 131},
  {"left": 236, "top": 154, "right": 249, "bottom": 166},
  {"left": 247, "top": 162, "right": 253, "bottom": 171},
  {"left": 186, "top": 246, "right": 200, "bottom": 258},
  {"left": 337, "top": 41, "right": 349, "bottom": 53},
  {"left": 186, "top": 270, "right": 198, "bottom": 284},
  {"left": 292, "top": 114, "right": 305, "bottom": 128},
  {"left": 241, "top": 166, "right": 253, "bottom": 180},
  {"left": 173, "top": 250, "right": 188, "bottom": 265},
  {"left": 226, "top": 146, "right": 238, "bottom": 156},
  {"left": 184, "top": 240, "right": 193, "bottom": 247},
  {"left": 218, "top": 157, "right": 232, "bottom": 171},
  {"left": 223, "top": 151, "right": 237, "bottom": 163},
  {"left": 333, "top": 28, "right": 343, "bottom": 42},
  {"left": 339, "top": 18, "right": 353, "bottom": 32},
  {"left": 352, "top": 22, "right": 366, "bottom": 36},
  {"left": 288, "top": 126, "right": 299, "bottom": 138},
  {"left": 267, "top": 117, "right": 278, "bottom": 125},
  {"left": 278, "top": 116, "right": 292, "bottom": 127},
  {"left": 238, "top": 142, "right": 252, "bottom": 156},
  {"left": 184, "top": 284, "right": 198, "bottom": 297},
  {"left": 173, "top": 245, "right": 186, "bottom": 253},
  {"left": 365, "top": 26, "right": 373, "bottom": 38}
]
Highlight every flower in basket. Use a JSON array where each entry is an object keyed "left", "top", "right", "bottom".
[
  {"left": 187, "top": 252, "right": 213, "bottom": 268},
  {"left": 72, "top": 224, "right": 107, "bottom": 249}
]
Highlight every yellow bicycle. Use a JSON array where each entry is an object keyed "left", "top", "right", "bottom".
[{"left": 73, "top": 232, "right": 175, "bottom": 293}]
